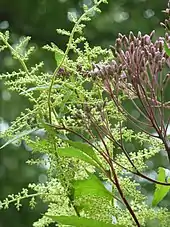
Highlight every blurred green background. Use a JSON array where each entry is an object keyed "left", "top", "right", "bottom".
[{"left": 0, "top": 0, "right": 168, "bottom": 226}]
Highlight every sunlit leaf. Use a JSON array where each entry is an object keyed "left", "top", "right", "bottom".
[
  {"left": 47, "top": 215, "right": 124, "bottom": 227},
  {"left": 152, "top": 167, "right": 170, "bottom": 206},
  {"left": 67, "top": 140, "right": 101, "bottom": 165},
  {"left": 57, "top": 147, "right": 100, "bottom": 168},
  {"left": 54, "top": 47, "right": 64, "bottom": 66},
  {"left": 72, "top": 173, "right": 113, "bottom": 208}
]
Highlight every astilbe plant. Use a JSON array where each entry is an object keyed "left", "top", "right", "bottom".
[{"left": 1, "top": 0, "right": 170, "bottom": 227}]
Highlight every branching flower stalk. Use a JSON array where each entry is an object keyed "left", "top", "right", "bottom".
[
  {"left": 0, "top": 32, "right": 31, "bottom": 76},
  {"left": 48, "top": 0, "right": 108, "bottom": 124},
  {"left": 47, "top": 0, "right": 109, "bottom": 219}
]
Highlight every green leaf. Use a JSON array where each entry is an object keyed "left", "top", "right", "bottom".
[
  {"left": 164, "top": 41, "right": 170, "bottom": 57},
  {"left": 54, "top": 47, "right": 64, "bottom": 66},
  {"left": 152, "top": 167, "right": 170, "bottom": 206},
  {"left": 67, "top": 140, "right": 101, "bottom": 165},
  {"left": 0, "top": 128, "right": 37, "bottom": 149},
  {"left": 73, "top": 173, "right": 113, "bottom": 203},
  {"left": 57, "top": 147, "right": 99, "bottom": 168},
  {"left": 47, "top": 215, "right": 124, "bottom": 227}
]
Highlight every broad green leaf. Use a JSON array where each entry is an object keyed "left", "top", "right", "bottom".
[
  {"left": 164, "top": 41, "right": 170, "bottom": 57},
  {"left": 0, "top": 128, "right": 37, "bottom": 149},
  {"left": 47, "top": 215, "right": 124, "bottom": 227},
  {"left": 67, "top": 140, "right": 101, "bottom": 165},
  {"left": 54, "top": 47, "right": 64, "bottom": 66},
  {"left": 72, "top": 173, "right": 112, "bottom": 210},
  {"left": 57, "top": 147, "right": 99, "bottom": 168},
  {"left": 152, "top": 167, "right": 170, "bottom": 206}
]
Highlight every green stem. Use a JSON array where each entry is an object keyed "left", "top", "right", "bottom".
[
  {"left": 47, "top": 0, "right": 105, "bottom": 124},
  {"left": 0, "top": 35, "right": 30, "bottom": 76}
]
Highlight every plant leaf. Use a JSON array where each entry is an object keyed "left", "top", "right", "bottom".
[
  {"left": 57, "top": 147, "right": 100, "bottom": 168},
  {"left": 54, "top": 47, "right": 64, "bottom": 66},
  {"left": 47, "top": 215, "right": 124, "bottom": 227},
  {"left": 67, "top": 140, "right": 101, "bottom": 165},
  {"left": 152, "top": 167, "right": 170, "bottom": 206},
  {"left": 72, "top": 173, "right": 113, "bottom": 205},
  {"left": 0, "top": 128, "right": 37, "bottom": 149},
  {"left": 164, "top": 41, "right": 170, "bottom": 57}
]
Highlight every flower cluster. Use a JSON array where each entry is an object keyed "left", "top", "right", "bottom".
[
  {"left": 86, "top": 4, "right": 170, "bottom": 162},
  {"left": 90, "top": 30, "right": 170, "bottom": 101}
]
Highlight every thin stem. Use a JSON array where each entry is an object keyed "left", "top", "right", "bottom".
[
  {"left": 1, "top": 192, "right": 45, "bottom": 209},
  {"left": 51, "top": 135, "right": 81, "bottom": 217},
  {"left": 104, "top": 76, "right": 154, "bottom": 129},
  {"left": 0, "top": 35, "right": 30, "bottom": 76},
  {"left": 86, "top": 119, "right": 140, "bottom": 226},
  {"left": 47, "top": 122, "right": 170, "bottom": 186},
  {"left": 48, "top": 0, "right": 105, "bottom": 124},
  {"left": 110, "top": 163, "right": 141, "bottom": 227}
]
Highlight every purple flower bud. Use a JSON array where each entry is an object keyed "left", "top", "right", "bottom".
[{"left": 144, "top": 35, "right": 151, "bottom": 45}]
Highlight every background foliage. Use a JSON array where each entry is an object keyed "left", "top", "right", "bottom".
[{"left": 0, "top": 0, "right": 169, "bottom": 226}]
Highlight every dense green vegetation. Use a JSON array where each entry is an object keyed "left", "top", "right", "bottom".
[{"left": 1, "top": 0, "right": 170, "bottom": 226}]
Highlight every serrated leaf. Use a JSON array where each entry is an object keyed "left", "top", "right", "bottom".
[
  {"left": 0, "top": 128, "right": 37, "bottom": 149},
  {"left": 57, "top": 147, "right": 100, "bottom": 168},
  {"left": 47, "top": 215, "right": 124, "bottom": 227},
  {"left": 164, "top": 41, "right": 170, "bottom": 57},
  {"left": 67, "top": 140, "right": 101, "bottom": 165},
  {"left": 152, "top": 167, "right": 170, "bottom": 206},
  {"left": 54, "top": 47, "right": 64, "bottom": 66}
]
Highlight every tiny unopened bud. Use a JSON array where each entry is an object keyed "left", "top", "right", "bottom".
[
  {"left": 129, "top": 31, "right": 135, "bottom": 42},
  {"left": 158, "top": 40, "right": 164, "bottom": 52},
  {"left": 137, "top": 31, "right": 142, "bottom": 39},
  {"left": 149, "top": 30, "right": 155, "bottom": 39},
  {"left": 115, "top": 38, "right": 122, "bottom": 51},
  {"left": 118, "top": 33, "right": 123, "bottom": 38},
  {"left": 163, "top": 73, "right": 170, "bottom": 85},
  {"left": 160, "top": 22, "right": 166, "bottom": 29},
  {"left": 163, "top": 8, "right": 170, "bottom": 15},
  {"left": 110, "top": 45, "right": 118, "bottom": 57},
  {"left": 161, "top": 57, "right": 166, "bottom": 64},
  {"left": 168, "top": 1, "right": 170, "bottom": 8},
  {"left": 144, "top": 34, "right": 151, "bottom": 45},
  {"left": 165, "top": 19, "right": 170, "bottom": 30},
  {"left": 122, "top": 35, "right": 129, "bottom": 47},
  {"left": 165, "top": 33, "right": 169, "bottom": 41}
]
